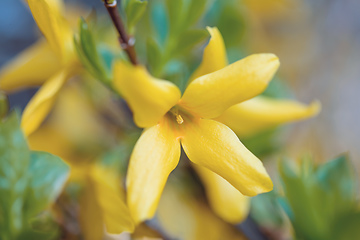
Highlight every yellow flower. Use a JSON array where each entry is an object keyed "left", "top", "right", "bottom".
[
  {"left": 113, "top": 26, "right": 315, "bottom": 224},
  {"left": 157, "top": 183, "right": 247, "bottom": 240},
  {"left": 25, "top": 83, "right": 135, "bottom": 236},
  {"left": 71, "top": 163, "right": 135, "bottom": 239},
  {"left": 0, "top": 0, "right": 80, "bottom": 136},
  {"left": 190, "top": 28, "right": 319, "bottom": 224},
  {"left": 27, "top": 82, "right": 114, "bottom": 162}
]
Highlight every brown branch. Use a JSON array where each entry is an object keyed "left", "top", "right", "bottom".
[{"left": 103, "top": 0, "right": 138, "bottom": 65}]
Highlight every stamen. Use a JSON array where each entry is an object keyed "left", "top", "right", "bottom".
[
  {"left": 176, "top": 114, "right": 184, "bottom": 124},
  {"left": 170, "top": 107, "right": 184, "bottom": 125}
]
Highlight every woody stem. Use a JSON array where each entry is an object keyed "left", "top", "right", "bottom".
[{"left": 103, "top": 0, "right": 138, "bottom": 65}]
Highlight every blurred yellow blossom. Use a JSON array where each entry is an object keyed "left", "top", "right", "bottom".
[
  {"left": 27, "top": 82, "right": 115, "bottom": 163},
  {"left": 157, "top": 184, "right": 247, "bottom": 240},
  {"left": 0, "top": 0, "right": 81, "bottom": 136},
  {"left": 71, "top": 163, "right": 135, "bottom": 239}
]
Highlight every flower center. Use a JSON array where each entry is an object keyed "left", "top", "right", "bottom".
[{"left": 169, "top": 107, "right": 184, "bottom": 125}]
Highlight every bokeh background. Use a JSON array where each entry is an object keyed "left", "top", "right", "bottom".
[{"left": 2, "top": 0, "right": 359, "bottom": 168}]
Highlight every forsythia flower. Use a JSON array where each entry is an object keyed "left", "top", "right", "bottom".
[
  {"left": 190, "top": 28, "right": 320, "bottom": 224},
  {"left": 157, "top": 183, "right": 247, "bottom": 240},
  {"left": 24, "top": 84, "right": 135, "bottom": 237},
  {"left": 113, "top": 26, "right": 314, "bottom": 224},
  {"left": 0, "top": 0, "right": 80, "bottom": 136},
  {"left": 71, "top": 164, "right": 135, "bottom": 239}
]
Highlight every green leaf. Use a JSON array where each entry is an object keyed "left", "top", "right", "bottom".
[
  {"left": 278, "top": 158, "right": 327, "bottom": 240},
  {"left": 0, "top": 92, "right": 8, "bottom": 119},
  {"left": 24, "top": 152, "right": 69, "bottom": 218},
  {"left": 166, "top": 0, "right": 184, "bottom": 35},
  {"left": 147, "top": 37, "right": 163, "bottom": 75},
  {"left": 251, "top": 191, "right": 284, "bottom": 227},
  {"left": 216, "top": 4, "right": 246, "bottom": 48},
  {"left": 0, "top": 112, "right": 29, "bottom": 240},
  {"left": 0, "top": 112, "right": 69, "bottom": 240},
  {"left": 316, "top": 155, "right": 356, "bottom": 201},
  {"left": 333, "top": 212, "right": 360, "bottom": 240},
  {"left": 74, "top": 18, "right": 111, "bottom": 85},
  {"left": 175, "top": 29, "right": 208, "bottom": 57},
  {"left": 278, "top": 156, "right": 359, "bottom": 240},
  {"left": 184, "top": 0, "right": 207, "bottom": 28},
  {"left": 123, "top": 0, "right": 148, "bottom": 33},
  {"left": 150, "top": 1, "right": 168, "bottom": 44},
  {"left": 242, "top": 128, "right": 280, "bottom": 158}
]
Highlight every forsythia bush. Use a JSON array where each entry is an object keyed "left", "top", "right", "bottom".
[{"left": 0, "top": 0, "right": 358, "bottom": 240}]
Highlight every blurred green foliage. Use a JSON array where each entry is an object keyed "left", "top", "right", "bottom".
[
  {"left": 279, "top": 155, "right": 359, "bottom": 240},
  {"left": 0, "top": 92, "right": 8, "bottom": 119},
  {"left": 0, "top": 113, "right": 69, "bottom": 240},
  {"left": 146, "top": 0, "right": 209, "bottom": 87},
  {"left": 122, "top": 0, "right": 148, "bottom": 34},
  {"left": 251, "top": 190, "right": 284, "bottom": 228},
  {"left": 74, "top": 18, "right": 112, "bottom": 87}
]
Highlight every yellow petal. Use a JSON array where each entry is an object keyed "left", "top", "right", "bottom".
[
  {"left": 216, "top": 96, "right": 321, "bottom": 137},
  {"left": 189, "top": 27, "right": 228, "bottom": 82},
  {"left": 113, "top": 61, "right": 181, "bottom": 128},
  {"left": 181, "top": 119, "right": 273, "bottom": 196},
  {"left": 126, "top": 118, "right": 181, "bottom": 224},
  {"left": 27, "top": 124, "right": 73, "bottom": 161},
  {"left": 194, "top": 165, "right": 250, "bottom": 224},
  {"left": 79, "top": 175, "right": 105, "bottom": 240},
  {"left": 21, "top": 69, "right": 68, "bottom": 136},
  {"left": 157, "top": 185, "right": 247, "bottom": 240},
  {"left": 180, "top": 54, "right": 280, "bottom": 119},
  {"left": 27, "top": 0, "right": 74, "bottom": 62},
  {"left": 89, "top": 166, "right": 135, "bottom": 234},
  {"left": 0, "top": 40, "right": 61, "bottom": 92}
]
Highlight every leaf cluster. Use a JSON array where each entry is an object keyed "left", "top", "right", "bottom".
[
  {"left": 279, "top": 155, "right": 359, "bottom": 240},
  {"left": 0, "top": 113, "right": 69, "bottom": 240},
  {"left": 145, "top": 0, "right": 210, "bottom": 85},
  {"left": 74, "top": 18, "right": 113, "bottom": 88}
]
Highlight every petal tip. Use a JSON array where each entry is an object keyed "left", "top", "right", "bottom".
[
  {"left": 265, "top": 53, "right": 280, "bottom": 67},
  {"left": 206, "top": 26, "right": 219, "bottom": 35},
  {"left": 309, "top": 100, "right": 321, "bottom": 117}
]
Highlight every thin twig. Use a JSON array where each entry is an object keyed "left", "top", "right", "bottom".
[{"left": 103, "top": 0, "right": 138, "bottom": 65}]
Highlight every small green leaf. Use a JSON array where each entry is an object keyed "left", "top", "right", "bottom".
[
  {"left": 175, "top": 29, "right": 208, "bottom": 57},
  {"left": 184, "top": 0, "right": 207, "bottom": 28},
  {"left": 216, "top": 4, "right": 246, "bottom": 48},
  {"left": 242, "top": 128, "right": 280, "bottom": 158},
  {"left": 316, "top": 155, "right": 356, "bottom": 201},
  {"left": 123, "top": 0, "right": 148, "bottom": 33},
  {"left": 333, "top": 212, "right": 360, "bottom": 240},
  {"left": 74, "top": 18, "right": 111, "bottom": 85},
  {"left": 0, "top": 112, "right": 29, "bottom": 240},
  {"left": 278, "top": 158, "right": 326, "bottom": 240},
  {"left": 147, "top": 37, "right": 163, "bottom": 75},
  {"left": 24, "top": 152, "right": 69, "bottom": 218},
  {"left": 0, "top": 92, "right": 8, "bottom": 119},
  {"left": 251, "top": 191, "right": 284, "bottom": 227},
  {"left": 166, "top": 0, "right": 184, "bottom": 35},
  {"left": 150, "top": 2, "right": 168, "bottom": 44}
]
